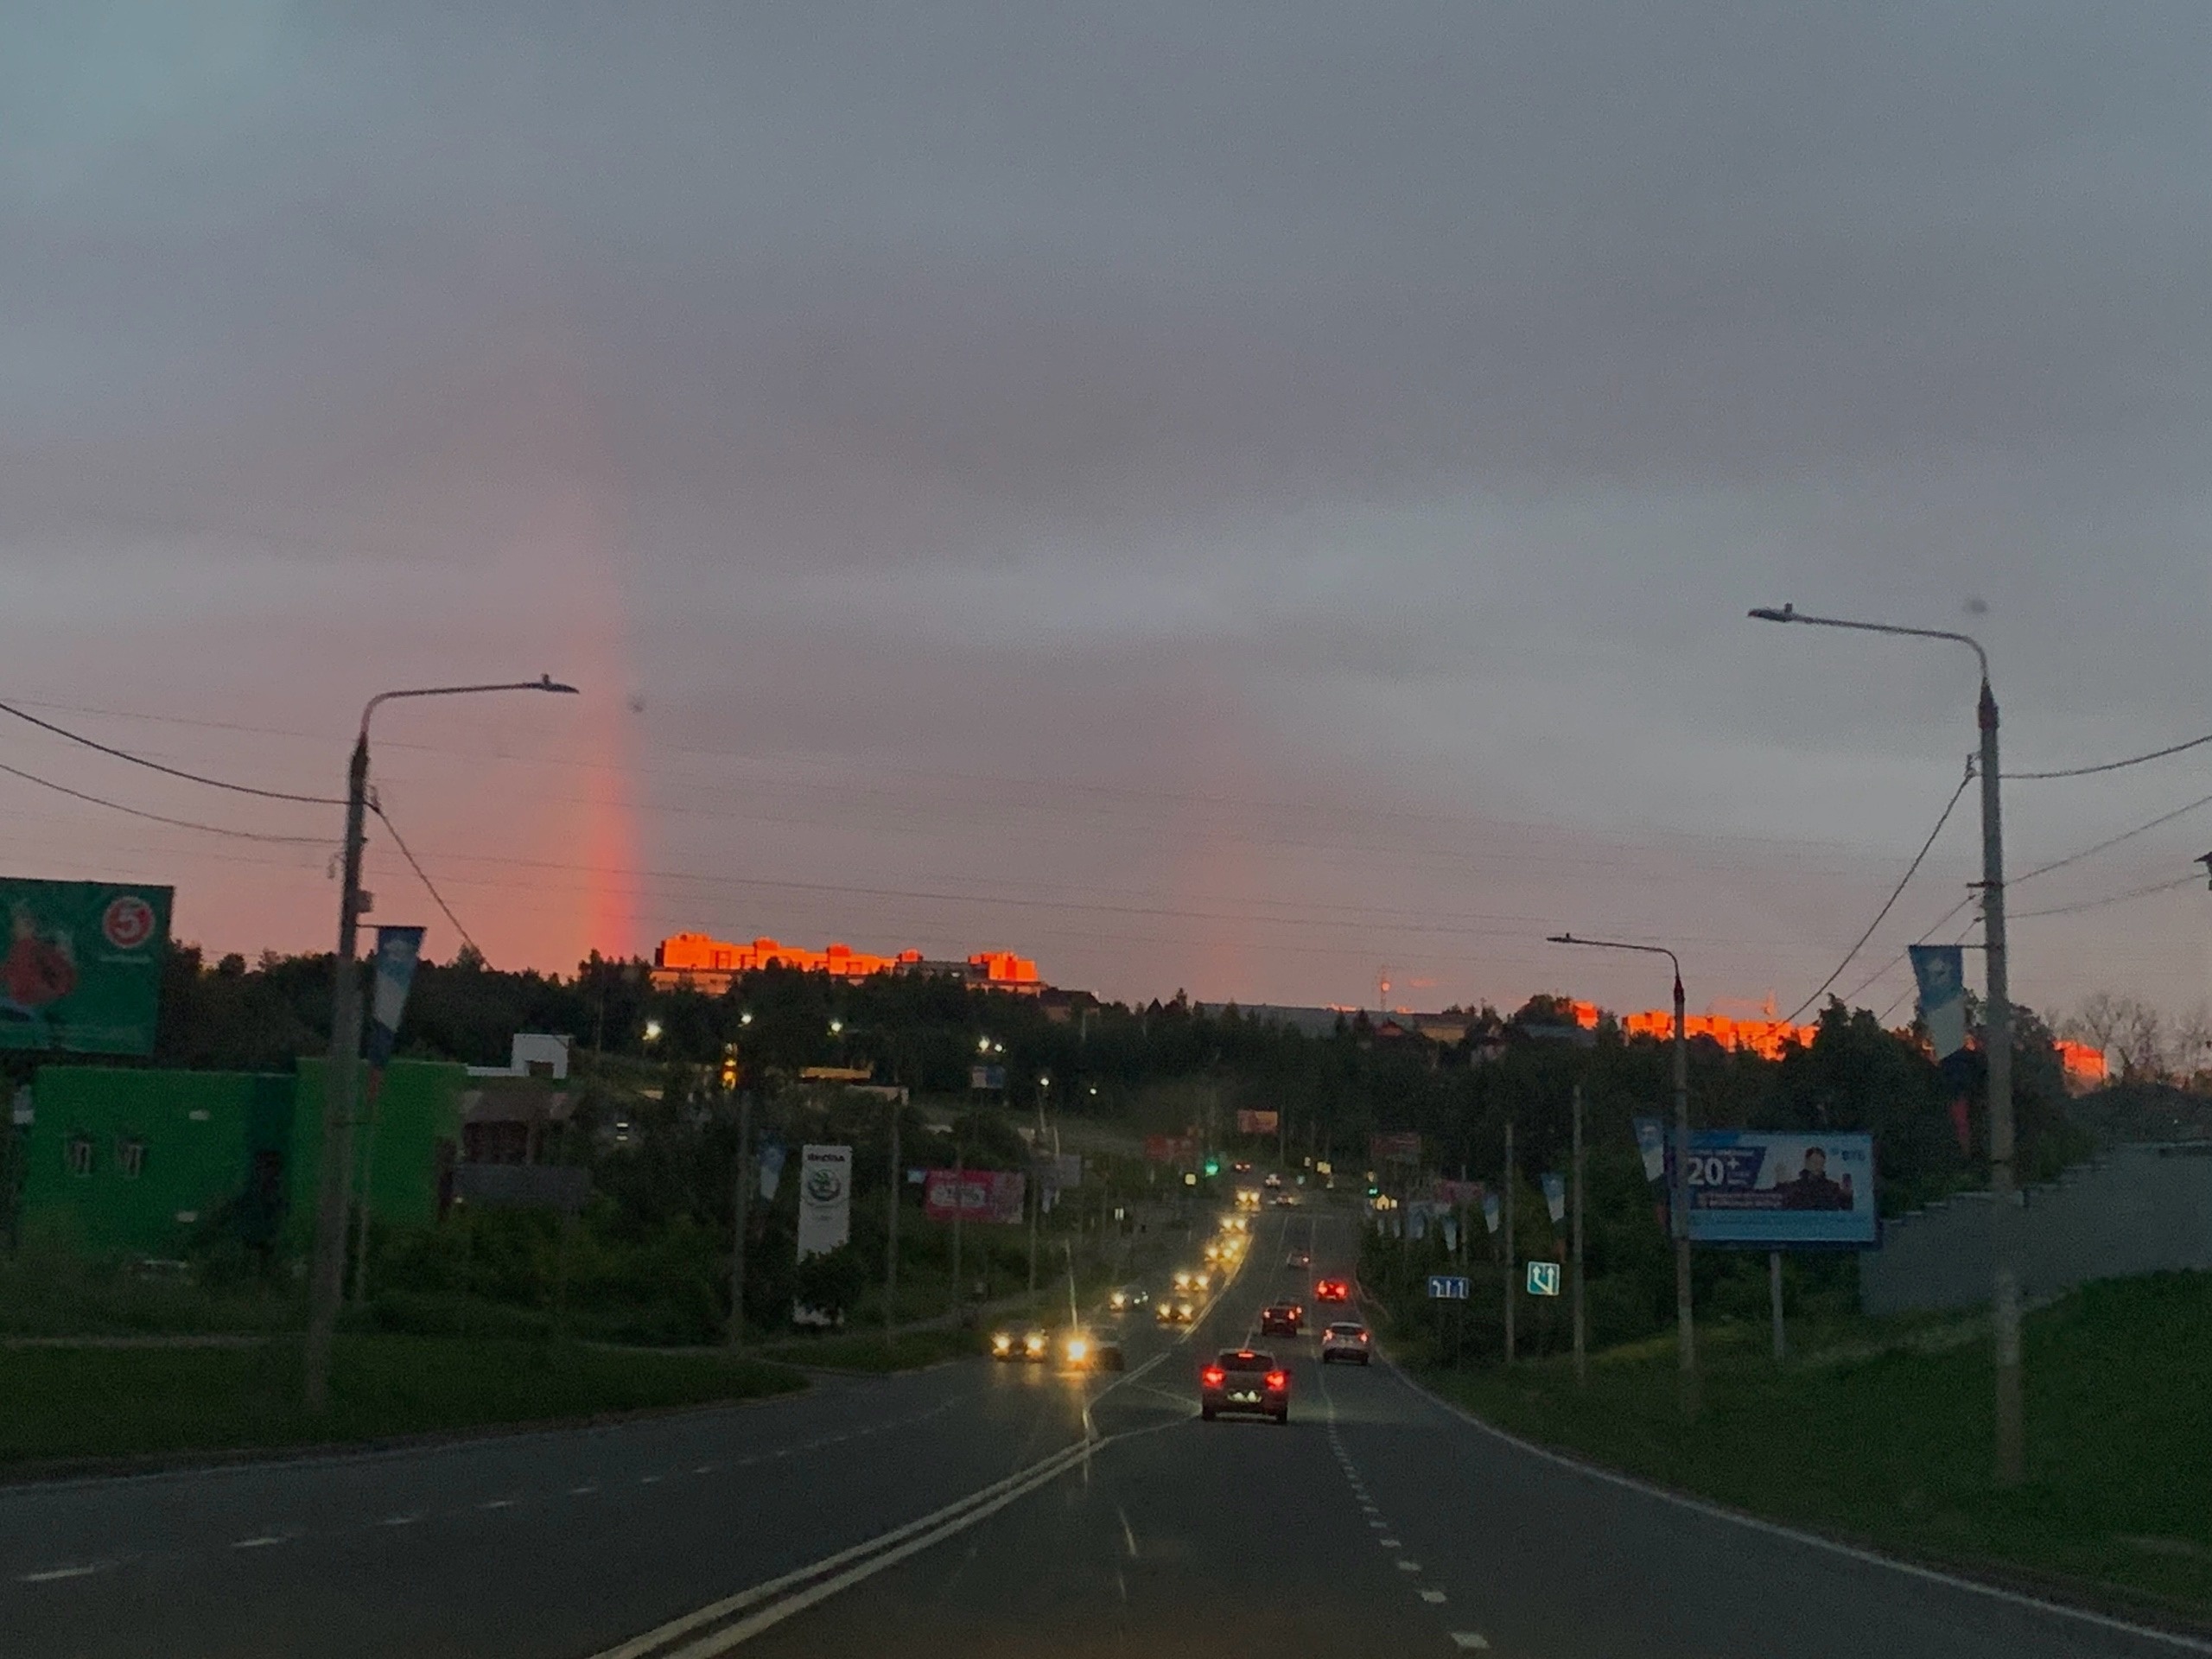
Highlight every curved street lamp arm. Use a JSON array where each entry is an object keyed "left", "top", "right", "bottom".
[{"left": 1746, "top": 604, "right": 1987, "bottom": 683}]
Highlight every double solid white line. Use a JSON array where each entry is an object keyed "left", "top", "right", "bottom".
[{"left": 588, "top": 1435, "right": 1101, "bottom": 1659}]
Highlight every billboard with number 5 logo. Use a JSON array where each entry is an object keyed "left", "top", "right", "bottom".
[{"left": 0, "top": 879, "right": 172, "bottom": 1056}]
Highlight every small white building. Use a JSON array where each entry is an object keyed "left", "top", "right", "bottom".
[{"left": 467, "top": 1033, "right": 573, "bottom": 1081}]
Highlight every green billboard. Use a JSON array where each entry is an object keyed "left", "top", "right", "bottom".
[{"left": 0, "top": 879, "right": 173, "bottom": 1056}]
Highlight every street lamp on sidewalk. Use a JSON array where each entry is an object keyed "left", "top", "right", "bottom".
[
  {"left": 1748, "top": 601, "right": 2022, "bottom": 1485},
  {"left": 304, "top": 676, "right": 578, "bottom": 1411},
  {"left": 1548, "top": 931, "right": 1697, "bottom": 1416}
]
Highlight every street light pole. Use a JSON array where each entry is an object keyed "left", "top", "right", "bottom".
[
  {"left": 1750, "top": 603, "right": 2020, "bottom": 1484},
  {"left": 1548, "top": 931, "right": 1696, "bottom": 1416},
  {"left": 303, "top": 677, "right": 577, "bottom": 1413}
]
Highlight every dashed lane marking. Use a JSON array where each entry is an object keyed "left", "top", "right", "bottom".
[
  {"left": 19, "top": 1564, "right": 107, "bottom": 1584},
  {"left": 1450, "top": 1635, "right": 1489, "bottom": 1650},
  {"left": 380, "top": 1514, "right": 421, "bottom": 1527},
  {"left": 1421, "top": 1589, "right": 1447, "bottom": 1604},
  {"left": 1398, "top": 1560, "right": 1422, "bottom": 1573},
  {"left": 232, "top": 1535, "right": 289, "bottom": 1550},
  {"left": 571, "top": 1484, "right": 601, "bottom": 1496},
  {"left": 480, "top": 1499, "right": 517, "bottom": 1510}
]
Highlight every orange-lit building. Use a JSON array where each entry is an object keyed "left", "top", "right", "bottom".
[
  {"left": 2054, "top": 1039, "right": 2108, "bottom": 1090},
  {"left": 1618, "top": 1008, "right": 1818, "bottom": 1059},
  {"left": 652, "top": 933, "right": 1043, "bottom": 996}
]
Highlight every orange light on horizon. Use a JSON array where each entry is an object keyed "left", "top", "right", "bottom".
[{"left": 651, "top": 932, "right": 1043, "bottom": 994}]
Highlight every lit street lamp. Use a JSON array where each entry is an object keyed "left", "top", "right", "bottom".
[
  {"left": 1548, "top": 931, "right": 1697, "bottom": 1416},
  {"left": 1749, "top": 601, "right": 2022, "bottom": 1485},
  {"left": 304, "top": 676, "right": 578, "bottom": 1412}
]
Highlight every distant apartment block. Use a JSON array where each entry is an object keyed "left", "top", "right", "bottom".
[{"left": 652, "top": 932, "right": 1042, "bottom": 995}]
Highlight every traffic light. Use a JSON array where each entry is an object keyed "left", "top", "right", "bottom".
[
  {"left": 718, "top": 1044, "right": 740, "bottom": 1092},
  {"left": 1202, "top": 1155, "right": 1220, "bottom": 1179}
]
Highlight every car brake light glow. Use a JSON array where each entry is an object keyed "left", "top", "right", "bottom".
[
  {"left": 1202, "top": 1366, "right": 1225, "bottom": 1387},
  {"left": 1265, "top": 1370, "right": 1288, "bottom": 1389}
]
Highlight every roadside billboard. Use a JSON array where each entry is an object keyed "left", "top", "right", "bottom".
[
  {"left": 1143, "top": 1134, "right": 1198, "bottom": 1165},
  {"left": 795, "top": 1144, "right": 853, "bottom": 1259},
  {"left": 1640, "top": 1122, "right": 1877, "bottom": 1247},
  {"left": 1369, "top": 1131, "right": 1421, "bottom": 1165},
  {"left": 1235, "top": 1109, "right": 1279, "bottom": 1135},
  {"left": 922, "top": 1167, "right": 1027, "bottom": 1224},
  {"left": 0, "top": 879, "right": 172, "bottom": 1056}
]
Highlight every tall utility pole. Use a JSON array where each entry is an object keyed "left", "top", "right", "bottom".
[
  {"left": 884, "top": 1097, "right": 900, "bottom": 1346},
  {"left": 1750, "top": 604, "right": 2019, "bottom": 1484},
  {"left": 1548, "top": 932, "right": 1695, "bottom": 1417},
  {"left": 304, "top": 734, "right": 369, "bottom": 1413},
  {"left": 1571, "top": 1084, "right": 1586, "bottom": 1388},
  {"left": 950, "top": 1133, "right": 964, "bottom": 1313},
  {"left": 304, "top": 676, "right": 575, "bottom": 1413},
  {"left": 1503, "top": 1116, "right": 1516, "bottom": 1366},
  {"left": 729, "top": 1087, "right": 751, "bottom": 1347}
]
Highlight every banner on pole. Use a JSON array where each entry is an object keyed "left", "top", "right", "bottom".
[
  {"left": 758, "top": 1138, "right": 786, "bottom": 1201},
  {"left": 796, "top": 1145, "right": 853, "bottom": 1260},
  {"left": 1910, "top": 944, "right": 1968, "bottom": 1059},
  {"left": 0, "top": 878, "right": 172, "bottom": 1056},
  {"left": 1235, "top": 1109, "right": 1279, "bottom": 1135},
  {"left": 365, "top": 925, "right": 426, "bottom": 1066},
  {"left": 1633, "top": 1117, "right": 1668, "bottom": 1185},
  {"left": 1480, "top": 1191, "right": 1501, "bottom": 1234},
  {"left": 1541, "top": 1172, "right": 1567, "bottom": 1226}
]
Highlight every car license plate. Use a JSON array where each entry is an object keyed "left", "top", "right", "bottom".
[{"left": 1230, "top": 1389, "right": 1258, "bottom": 1403}]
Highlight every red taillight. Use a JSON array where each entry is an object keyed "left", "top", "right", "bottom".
[
  {"left": 1265, "top": 1370, "right": 1288, "bottom": 1389},
  {"left": 1201, "top": 1366, "right": 1225, "bottom": 1387}
]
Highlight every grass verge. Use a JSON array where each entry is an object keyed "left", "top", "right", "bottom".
[
  {"left": 0, "top": 1334, "right": 806, "bottom": 1468},
  {"left": 1408, "top": 1272, "right": 2212, "bottom": 1623},
  {"left": 762, "top": 1325, "right": 982, "bottom": 1373}
]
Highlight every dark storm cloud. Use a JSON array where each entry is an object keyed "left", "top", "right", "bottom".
[{"left": 4, "top": 2, "right": 2210, "bottom": 1008}]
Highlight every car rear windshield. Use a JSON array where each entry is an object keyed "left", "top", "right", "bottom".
[
  {"left": 1219, "top": 1351, "right": 1274, "bottom": 1371},
  {"left": 1327, "top": 1324, "right": 1365, "bottom": 1337}
]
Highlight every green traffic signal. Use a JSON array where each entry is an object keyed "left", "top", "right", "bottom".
[{"left": 1202, "top": 1157, "right": 1220, "bottom": 1177}]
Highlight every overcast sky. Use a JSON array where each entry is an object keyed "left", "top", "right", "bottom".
[{"left": 6, "top": 2, "right": 2211, "bottom": 1021}]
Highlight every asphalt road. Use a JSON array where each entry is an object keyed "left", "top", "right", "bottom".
[{"left": 2, "top": 1202, "right": 2204, "bottom": 1658}]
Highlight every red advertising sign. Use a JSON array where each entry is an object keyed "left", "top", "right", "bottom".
[
  {"left": 1234, "top": 1109, "right": 1279, "bottom": 1135},
  {"left": 1431, "top": 1179, "right": 1483, "bottom": 1207},
  {"left": 923, "top": 1168, "right": 1027, "bottom": 1224},
  {"left": 1369, "top": 1131, "right": 1422, "bottom": 1165},
  {"left": 1143, "top": 1135, "right": 1198, "bottom": 1165}
]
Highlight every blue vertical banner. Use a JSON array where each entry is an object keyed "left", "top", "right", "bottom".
[
  {"left": 1480, "top": 1191, "right": 1501, "bottom": 1234},
  {"left": 1909, "top": 944, "right": 1968, "bottom": 1060},
  {"left": 1540, "top": 1172, "right": 1567, "bottom": 1226},
  {"left": 1633, "top": 1117, "right": 1669, "bottom": 1184},
  {"left": 366, "top": 926, "right": 426, "bottom": 1066}
]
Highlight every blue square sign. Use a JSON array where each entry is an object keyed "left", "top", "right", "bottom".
[
  {"left": 1427, "top": 1274, "right": 1470, "bottom": 1300},
  {"left": 1526, "top": 1261, "right": 1561, "bottom": 1297}
]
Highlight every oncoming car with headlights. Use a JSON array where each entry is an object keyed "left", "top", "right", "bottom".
[{"left": 990, "top": 1325, "right": 1050, "bottom": 1363}]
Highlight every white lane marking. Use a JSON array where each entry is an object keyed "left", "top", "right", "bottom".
[
  {"left": 1117, "top": 1505, "right": 1139, "bottom": 1559},
  {"left": 1398, "top": 1560, "right": 1421, "bottom": 1573},
  {"left": 19, "top": 1564, "right": 107, "bottom": 1584},
  {"left": 380, "top": 1513, "right": 421, "bottom": 1527},
  {"left": 694, "top": 1465, "right": 716, "bottom": 1476},
  {"left": 1450, "top": 1635, "right": 1489, "bottom": 1650},
  {"left": 1370, "top": 1519, "right": 1389, "bottom": 1529},
  {"left": 480, "top": 1498, "right": 517, "bottom": 1510},
  {"left": 1391, "top": 1361, "right": 2212, "bottom": 1656},
  {"left": 1116, "top": 1566, "right": 1128, "bottom": 1603},
  {"left": 1421, "top": 1588, "right": 1448, "bottom": 1604},
  {"left": 571, "top": 1484, "right": 601, "bottom": 1496},
  {"left": 586, "top": 1438, "right": 1096, "bottom": 1659},
  {"left": 1380, "top": 1537, "right": 1402, "bottom": 1548},
  {"left": 232, "top": 1535, "right": 289, "bottom": 1550},
  {"left": 640, "top": 1474, "right": 664, "bottom": 1484}
]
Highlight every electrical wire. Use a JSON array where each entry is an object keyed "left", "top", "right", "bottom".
[
  {"left": 2010, "top": 873, "right": 2202, "bottom": 920},
  {"left": 1780, "top": 761, "right": 1972, "bottom": 1025},
  {"left": 0, "top": 759, "right": 333, "bottom": 845},
  {"left": 0, "top": 699, "right": 341, "bottom": 805},
  {"left": 1832, "top": 893, "right": 1978, "bottom": 1011},
  {"left": 367, "top": 798, "right": 483, "bottom": 963},
  {"left": 2006, "top": 729, "right": 2212, "bottom": 781},
  {"left": 2012, "top": 789, "right": 2212, "bottom": 886}
]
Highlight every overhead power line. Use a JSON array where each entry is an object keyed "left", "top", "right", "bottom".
[
  {"left": 0, "top": 699, "right": 341, "bottom": 805},
  {"left": 1781, "top": 761, "right": 1973, "bottom": 1026},
  {"left": 2007, "top": 729, "right": 2212, "bottom": 781},
  {"left": 2012, "top": 788, "right": 2212, "bottom": 886},
  {"left": 2010, "top": 873, "right": 2202, "bottom": 920},
  {"left": 368, "top": 798, "right": 483, "bottom": 963},
  {"left": 0, "top": 760, "right": 332, "bottom": 845}
]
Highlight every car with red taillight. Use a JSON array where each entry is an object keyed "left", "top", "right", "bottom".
[
  {"left": 1314, "top": 1277, "right": 1351, "bottom": 1303},
  {"left": 1320, "top": 1321, "right": 1372, "bottom": 1364},
  {"left": 1200, "top": 1349, "right": 1290, "bottom": 1422}
]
